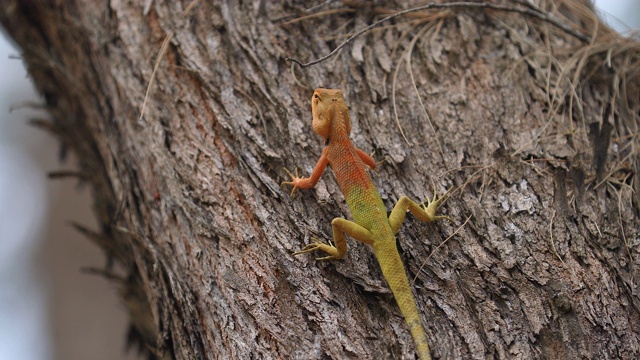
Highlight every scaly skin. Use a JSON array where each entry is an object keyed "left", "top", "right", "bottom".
[{"left": 283, "top": 88, "right": 448, "bottom": 360}]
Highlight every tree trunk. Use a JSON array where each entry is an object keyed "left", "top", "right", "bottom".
[{"left": 2, "top": 0, "right": 638, "bottom": 359}]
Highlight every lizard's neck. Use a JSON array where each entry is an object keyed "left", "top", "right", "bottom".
[{"left": 329, "top": 110, "right": 350, "bottom": 142}]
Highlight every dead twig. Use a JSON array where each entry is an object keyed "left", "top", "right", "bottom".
[{"left": 287, "top": 1, "right": 590, "bottom": 68}]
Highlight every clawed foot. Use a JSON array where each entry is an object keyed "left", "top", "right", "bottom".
[
  {"left": 293, "top": 238, "right": 339, "bottom": 260},
  {"left": 281, "top": 167, "right": 302, "bottom": 197},
  {"left": 421, "top": 185, "right": 453, "bottom": 222}
]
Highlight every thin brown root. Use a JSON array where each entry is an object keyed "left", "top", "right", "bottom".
[
  {"left": 234, "top": 86, "right": 268, "bottom": 144},
  {"left": 405, "top": 21, "right": 448, "bottom": 167},
  {"left": 413, "top": 215, "right": 471, "bottom": 285},
  {"left": 139, "top": 0, "right": 200, "bottom": 120},
  {"left": 279, "top": 8, "right": 355, "bottom": 26},
  {"left": 139, "top": 30, "right": 174, "bottom": 121},
  {"left": 548, "top": 209, "right": 566, "bottom": 266}
]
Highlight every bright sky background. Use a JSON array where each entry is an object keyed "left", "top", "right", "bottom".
[{"left": 595, "top": 0, "right": 640, "bottom": 32}]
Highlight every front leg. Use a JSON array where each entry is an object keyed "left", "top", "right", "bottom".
[
  {"left": 282, "top": 148, "right": 329, "bottom": 196},
  {"left": 293, "top": 218, "right": 375, "bottom": 260},
  {"left": 388, "top": 189, "right": 450, "bottom": 235}
]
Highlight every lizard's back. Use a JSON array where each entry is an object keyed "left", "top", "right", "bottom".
[{"left": 325, "top": 123, "right": 390, "bottom": 237}]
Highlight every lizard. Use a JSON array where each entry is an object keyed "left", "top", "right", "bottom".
[{"left": 282, "top": 88, "right": 448, "bottom": 360}]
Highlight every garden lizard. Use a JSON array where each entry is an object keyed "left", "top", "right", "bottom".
[{"left": 282, "top": 88, "right": 448, "bottom": 360}]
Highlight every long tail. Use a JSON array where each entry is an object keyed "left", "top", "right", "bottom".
[{"left": 375, "top": 247, "right": 432, "bottom": 360}]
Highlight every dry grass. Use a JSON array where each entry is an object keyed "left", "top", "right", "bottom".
[{"left": 513, "top": 1, "right": 639, "bottom": 211}]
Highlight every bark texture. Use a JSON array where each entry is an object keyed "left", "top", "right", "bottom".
[{"left": 1, "top": 0, "right": 639, "bottom": 359}]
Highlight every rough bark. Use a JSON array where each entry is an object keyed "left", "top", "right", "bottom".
[{"left": 1, "top": 0, "right": 639, "bottom": 359}]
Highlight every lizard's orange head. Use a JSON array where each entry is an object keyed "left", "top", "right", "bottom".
[{"left": 311, "top": 88, "right": 351, "bottom": 141}]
